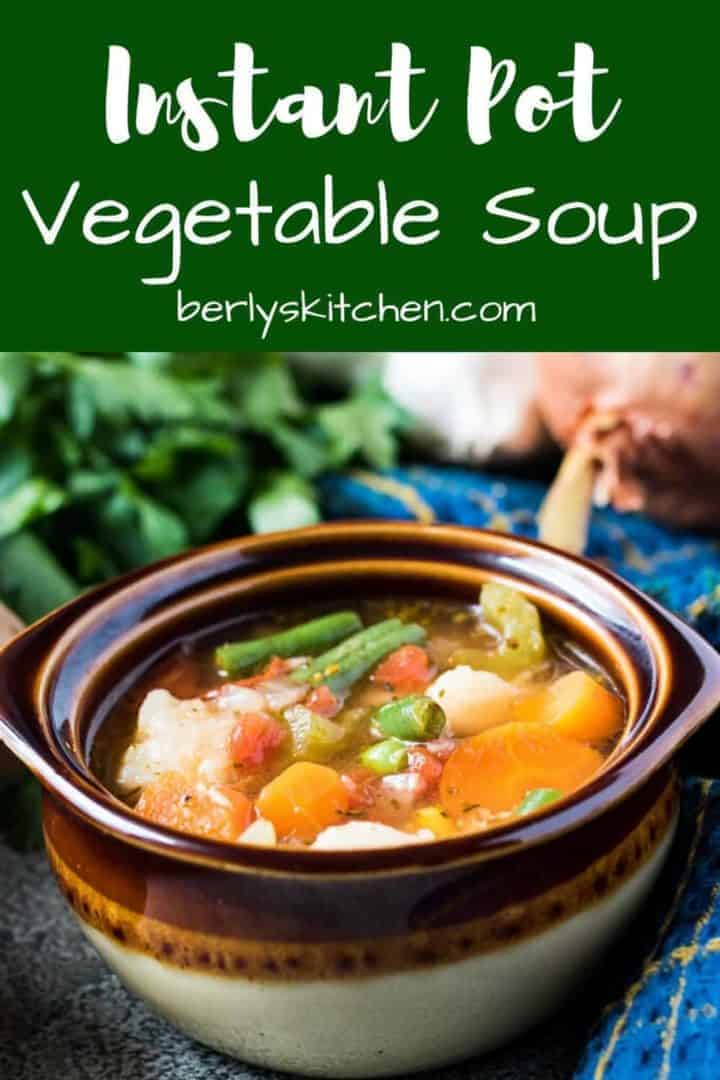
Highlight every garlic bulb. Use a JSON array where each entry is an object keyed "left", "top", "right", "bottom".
[
  {"left": 291, "top": 353, "right": 547, "bottom": 465},
  {"left": 382, "top": 354, "right": 546, "bottom": 464}
]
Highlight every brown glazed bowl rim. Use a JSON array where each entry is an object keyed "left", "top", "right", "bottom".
[{"left": 1, "top": 521, "right": 719, "bottom": 876}]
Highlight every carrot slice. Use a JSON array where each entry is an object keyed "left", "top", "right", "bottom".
[
  {"left": 440, "top": 721, "right": 603, "bottom": 816},
  {"left": 136, "top": 772, "right": 253, "bottom": 842},
  {"left": 514, "top": 671, "right": 623, "bottom": 743},
  {"left": 512, "top": 687, "right": 549, "bottom": 726},
  {"left": 257, "top": 761, "right": 350, "bottom": 842}
]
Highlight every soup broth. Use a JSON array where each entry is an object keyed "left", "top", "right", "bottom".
[{"left": 97, "top": 587, "right": 625, "bottom": 850}]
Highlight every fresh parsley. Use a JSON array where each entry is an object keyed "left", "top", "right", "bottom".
[{"left": 0, "top": 351, "right": 410, "bottom": 848}]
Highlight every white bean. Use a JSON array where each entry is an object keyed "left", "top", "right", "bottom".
[{"left": 427, "top": 666, "right": 517, "bottom": 736}]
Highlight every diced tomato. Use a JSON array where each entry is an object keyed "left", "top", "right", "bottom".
[
  {"left": 257, "top": 656, "right": 294, "bottom": 680},
  {"left": 372, "top": 645, "right": 433, "bottom": 693},
  {"left": 340, "top": 767, "right": 378, "bottom": 811},
  {"left": 306, "top": 684, "right": 342, "bottom": 718},
  {"left": 407, "top": 747, "right": 443, "bottom": 790},
  {"left": 208, "top": 656, "right": 294, "bottom": 696},
  {"left": 230, "top": 712, "right": 285, "bottom": 767}
]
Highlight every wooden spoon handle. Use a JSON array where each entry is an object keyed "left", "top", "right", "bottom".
[
  {"left": 0, "top": 603, "right": 25, "bottom": 776},
  {"left": 0, "top": 602, "right": 24, "bottom": 640}
]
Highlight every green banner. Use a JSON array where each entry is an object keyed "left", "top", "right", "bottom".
[{"left": 1, "top": 6, "right": 715, "bottom": 348}]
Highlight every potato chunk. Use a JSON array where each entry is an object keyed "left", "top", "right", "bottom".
[{"left": 116, "top": 689, "right": 240, "bottom": 792}]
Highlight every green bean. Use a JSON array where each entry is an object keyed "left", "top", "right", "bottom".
[
  {"left": 517, "top": 788, "right": 562, "bottom": 816},
  {"left": 290, "top": 619, "right": 403, "bottom": 684},
  {"left": 214, "top": 611, "right": 362, "bottom": 674},
  {"left": 374, "top": 694, "right": 446, "bottom": 741},
  {"left": 323, "top": 623, "right": 427, "bottom": 694},
  {"left": 359, "top": 737, "right": 409, "bottom": 775}
]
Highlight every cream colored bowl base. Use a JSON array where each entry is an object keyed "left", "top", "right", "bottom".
[{"left": 81, "top": 820, "right": 674, "bottom": 1078}]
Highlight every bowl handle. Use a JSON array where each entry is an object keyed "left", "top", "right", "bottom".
[
  {"left": 0, "top": 571, "right": 156, "bottom": 791},
  {"left": 0, "top": 602, "right": 74, "bottom": 785},
  {"left": 653, "top": 599, "right": 720, "bottom": 759},
  {"left": 0, "top": 603, "right": 25, "bottom": 777}
]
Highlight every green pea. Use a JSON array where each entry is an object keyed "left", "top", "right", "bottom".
[
  {"left": 374, "top": 695, "right": 446, "bottom": 741},
  {"left": 359, "top": 738, "right": 409, "bottom": 776},
  {"left": 517, "top": 788, "right": 562, "bottom": 816}
]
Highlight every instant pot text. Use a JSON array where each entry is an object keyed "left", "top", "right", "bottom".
[{"left": 19, "top": 42, "right": 698, "bottom": 286}]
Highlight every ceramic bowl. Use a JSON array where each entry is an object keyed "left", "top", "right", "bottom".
[
  {"left": 0, "top": 602, "right": 24, "bottom": 776},
  {"left": 1, "top": 523, "right": 719, "bottom": 1077}
]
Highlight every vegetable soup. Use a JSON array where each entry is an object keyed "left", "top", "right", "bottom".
[{"left": 97, "top": 585, "right": 625, "bottom": 850}]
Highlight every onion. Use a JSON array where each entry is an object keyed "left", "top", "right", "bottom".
[
  {"left": 537, "top": 354, "right": 720, "bottom": 550},
  {"left": 239, "top": 818, "right": 277, "bottom": 846},
  {"left": 312, "top": 821, "right": 422, "bottom": 850}
]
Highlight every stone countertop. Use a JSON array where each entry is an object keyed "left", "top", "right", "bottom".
[{"left": 1, "top": 842, "right": 600, "bottom": 1080}]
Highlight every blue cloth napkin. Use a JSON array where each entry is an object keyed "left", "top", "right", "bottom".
[{"left": 320, "top": 465, "right": 720, "bottom": 1080}]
